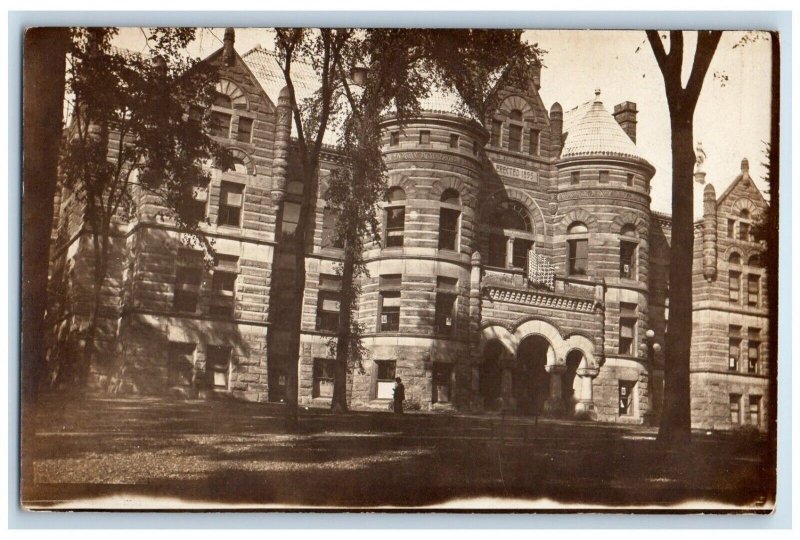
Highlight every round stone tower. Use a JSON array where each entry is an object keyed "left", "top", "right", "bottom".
[
  {"left": 350, "top": 98, "right": 488, "bottom": 411},
  {"left": 554, "top": 90, "right": 656, "bottom": 423}
]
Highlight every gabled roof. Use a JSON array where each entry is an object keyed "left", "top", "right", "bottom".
[
  {"left": 561, "top": 93, "right": 650, "bottom": 164},
  {"left": 716, "top": 158, "right": 768, "bottom": 208}
]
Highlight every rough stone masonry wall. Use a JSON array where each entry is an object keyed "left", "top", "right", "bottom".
[{"left": 688, "top": 171, "right": 770, "bottom": 430}]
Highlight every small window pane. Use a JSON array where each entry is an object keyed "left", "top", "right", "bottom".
[
  {"left": 236, "top": 117, "right": 253, "bottom": 143},
  {"left": 508, "top": 124, "right": 522, "bottom": 152}
]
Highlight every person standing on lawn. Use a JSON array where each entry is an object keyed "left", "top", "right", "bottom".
[{"left": 393, "top": 377, "right": 405, "bottom": 414}]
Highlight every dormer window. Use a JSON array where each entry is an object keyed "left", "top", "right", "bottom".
[{"left": 210, "top": 79, "right": 254, "bottom": 143}]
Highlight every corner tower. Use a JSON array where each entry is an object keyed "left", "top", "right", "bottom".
[{"left": 554, "top": 90, "right": 656, "bottom": 423}]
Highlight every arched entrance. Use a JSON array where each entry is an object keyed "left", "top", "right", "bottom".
[
  {"left": 480, "top": 340, "right": 504, "bottom": 410},
  {"left": 562, "top": 350, "right": 583, "bottom": 414},
  {"left": 515, "top": 335, "right": 550, "bottom": 415}
]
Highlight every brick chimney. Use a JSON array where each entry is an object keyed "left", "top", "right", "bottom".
[
  {"left": 613, "top": 101, "right": 638, "bottom": 143},
  {"left": 223, "top": 27, "right": 235, "bottom": 66}
]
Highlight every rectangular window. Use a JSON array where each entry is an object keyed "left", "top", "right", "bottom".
[
  {"left": 490, "top": 120, "right": 502, "bottom": 147},
  {"left": 570, "top": 171, "right": 580, "bottom": 185},
  {"left": 749, "top": 396, "right": 761, "bottom": 426},
  {"left": 449, "top": 134, "right": 460, "bottom": 148},
  {"left": 174, "top": 249, "right": 203, "bottom": 313},
  {"left": 512, "top": 238, "right": 533, "bottom": 269},
  {"left": 206, "top": 345, "right": 231, "bottom": 389},
  {"left": 729, "top": 270, "right": 741, "bottom": 303},
  {"left": 322, "top": 207, "right": 343, "bottom": 249},
  {"left": 312, "top": 358, "right": 335, "bottom": 398},
  {"left": 730, "top": 394, "right": 742, "bottom": 424},
  {"left": 432, "top": 363, "right": 453, "bottom": 404},
  {"left": 620, "top": 241, "right": 636, "bottom": 278},
  {"left": 218, "top": 181, "right": 244, "bottom": 227},
  {"left": 472, "top": 140, "right": 479, "bottom": 156},
  {"left": 488, "top": 234, "right": 507, "bottom": 267},
  {"left": 748, "top": 328, "right": 761, "bottom": 373},
  {"left": 209, "top": 255, "right": 237, "bottom": 317},
  {"left": 599, "top": 170, "right": 610, "bottom": 183},
  {"left": 390, "top": 131, "right": 400, "bottom": 146},
  {"left": 210, "top": 110, "right": 232, "bottom": 138},
  {"left": 375, "top": 360, "right": 397, "bottom": 400},
  {"left": 619, "top": 380, "right": 635, "bottom": 416},
  {"left": 508, "top": 124, "right": 522, "bottom": 152},
  {"left": 316, "top": 274, "right": 342, "bottom": 332},
  {"left": 435, "top": 292, "right": 457, "bottom": 336},
  {"left": 280, "top": 201, "right": 301, "bottom": 240},
  {"left": 419, "top": 130, "right": 431, "bottom": 145},
  {"left": 728, "top": 219, "right": 736, "bottom": 238},
  {"left": 747, "top": 274, "right": 760, "bottom": 307},
  {"left": 167, "top": 342, "right": 195, "bottom": 387},
  {"left": 627, "top": 173, "right": 635, "bottom": 187},
  {"left": 529, "top": 129, "right": 540, "bottom": 156},
  {"left": 619, "top": 303, "right": 637, "bottom": 355},
  {"left": 316, "top": 291, "right": 341, "bottom": 333},
  {"left": 729, "top": 325, "right": 742, "bottom": 371},
  {"left": 568, "top": 239, "right": 588, "bottom": 275},
  {"left": 385, "top": 206, "right": 405, "bottom": 247},
  {"left": 438, "top": 208, "right": 460, "bottom": 251},
  {"left": 189, "top": 180, "right": 209, "bottom": 221},
  {"left": 739, "top": 221, "right": 751, "bottom": 241},
  {"left": 379, "top": 291, "right": 401, "bottom": 332},
  {"left": 378, "top": 274, "right": 402, "bottom": 332},
  {"left": 236, "top": 116, "right": 253, "bottom": 143}
]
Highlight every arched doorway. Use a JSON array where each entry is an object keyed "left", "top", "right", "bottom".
[
  {"left": 515, "top": 335, "right": 550, "bottom": 415},
  {"left": 563, "top": 350, "right": 583, "bottom": 414},
  {"left": 480, "top": 340, "right": 504, "bottom": 410}
]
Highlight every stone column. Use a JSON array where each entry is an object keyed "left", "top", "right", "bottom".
[
  {"left": 543, "top": 363, "right": 566, "bottom": 415},
  {"left": 468, "top": 251, "right": 482, "bottom": 410},
  {"left": 575, "top": 367, "right": 599, "bottom": 419}
]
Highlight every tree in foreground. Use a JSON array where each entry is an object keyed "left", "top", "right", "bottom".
[
  {"left": 55, "top": 28, "right": 230, "bottom": 390},
  {"left": 273, "top": 28, "right": 541, "bottom": 418},
  {"left": 646, "top": 30, "right": 722, "bottom": 446}
]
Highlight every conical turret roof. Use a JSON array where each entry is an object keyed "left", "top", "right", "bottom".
[{"left": 561, "top": 92, "right": 650, "bottom": 163}]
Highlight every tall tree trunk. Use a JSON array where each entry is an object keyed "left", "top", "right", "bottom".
[
  {"left": 21, "top": 25, "right": 69, "bottom": 507},
  {"left": 21, "top": 28, "right": 68, "bottom": 406},
  {"left": 658, "top": 113, "right": 695, "bottom": 446},
  {"left": 285, "top": 164, "right": 321, "bottom": 430},
  {"left": 331, "top": 245, "right": 356, "bottom": 412}
]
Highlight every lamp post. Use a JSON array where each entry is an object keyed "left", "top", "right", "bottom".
[{"left": 639, "top": 329, "right": 662, "bottom": 426}]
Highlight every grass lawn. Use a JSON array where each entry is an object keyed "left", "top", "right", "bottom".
[{"left": 21, "top": 395, "right": 775, "bottom": 510}]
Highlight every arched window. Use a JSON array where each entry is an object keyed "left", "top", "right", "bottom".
[
  {"left": 384, "top": 187, "right": 406, "bottom": 248},
  {"left": 748, "top": 254, "right": 761, "bottom": 267},
  {"left": 438, "top": 189, "right": 461, "bottom": 251},
  {"left": 508, "top": 109, "right": 523, "bottom": 152},
  {"left": 484, "top": 200, "right": 535, "bottom": 268},
  {"left": 619, "top": 224, "right": 638, "bottom": 279},
  {"left": 728, "top": 252, "right": 742, "bottom": 304},
  {"left": 567, "top": 222, "right": 589, "bottom": 276},
  {"left": 210, "top": 79, "right": 255, "bottom": 142}
]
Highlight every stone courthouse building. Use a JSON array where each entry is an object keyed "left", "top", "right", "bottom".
[{"left": 47, "top": 30, "right": 771, "bottom": 430}]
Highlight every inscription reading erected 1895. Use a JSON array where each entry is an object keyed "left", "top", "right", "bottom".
[{"left": 493, "top": 163, "right": 538, "bottom": 183}]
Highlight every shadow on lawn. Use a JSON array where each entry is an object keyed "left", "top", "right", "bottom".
[{"left": 24, "top": 395, "right": 774, "bottom": 510}]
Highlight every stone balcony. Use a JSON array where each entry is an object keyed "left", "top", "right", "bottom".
[{"left": 482, "top": 268, "right": 603, "bottom": 314}]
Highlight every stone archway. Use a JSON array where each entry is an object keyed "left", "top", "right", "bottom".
[{"left": 516, "top": 335, "right": 552, "bottom": 415}]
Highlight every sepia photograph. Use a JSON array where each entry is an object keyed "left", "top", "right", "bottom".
[{"left": 19, "top": 23, "right": 780, "bottom": 512}]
